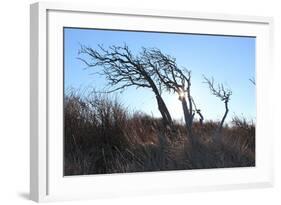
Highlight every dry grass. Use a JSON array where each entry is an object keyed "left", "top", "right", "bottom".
[{"left": 64, "top": 91, "right": 255, "bottom": 175}]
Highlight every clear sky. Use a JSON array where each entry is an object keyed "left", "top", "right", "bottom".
[{"left": 64, "top": 27, "right": 256, "bottom": 124}]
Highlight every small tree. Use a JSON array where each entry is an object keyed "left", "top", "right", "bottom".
[
  {"left": 203, "top": 76, "right": 232, "bottom": 142},
  {"left": 78, "top": 44, "right": 173, "bottom": 127}
]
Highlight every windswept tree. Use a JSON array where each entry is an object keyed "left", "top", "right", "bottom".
[
  {"left": 78, "top": 44, "right": 173, "bottom": 127},
  {"left": 203, "top": 76, "right": 232, "bottom": 142},
  {"left": 141, "top": 48, "right": 203, "bottom": 144}
]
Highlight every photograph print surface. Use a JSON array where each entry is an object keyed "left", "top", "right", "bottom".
[{"left": 64, "top": 28, "right": 256, "bottom": 176}]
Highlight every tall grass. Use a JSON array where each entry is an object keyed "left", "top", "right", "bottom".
[{"left": 64, "top": 90, "right": 255, "bottom": 175}]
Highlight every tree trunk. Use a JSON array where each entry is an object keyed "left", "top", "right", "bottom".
[
  {"left": 156, "top": 95, "right": 173, "bottom": 126},
  {"left": 143, "top": 72, "right": 173, "bottom": 127},
  {"left": 214, "top": 101, "right": 229, "bottom": 143},
  {"left": 181, "top": 97, "right": 194, "bottom": 145}
]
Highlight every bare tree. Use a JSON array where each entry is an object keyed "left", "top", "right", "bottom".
[
  {"left": 78, "top": 44, "right": 173, "bottom": 127},
  {"left": 203, "top": 76, "right": 232, "bottom": 142},
  {"left": 141, "top": 48, "right": 203, "bottom": 144}
]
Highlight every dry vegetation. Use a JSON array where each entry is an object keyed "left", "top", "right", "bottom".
[{"left": 64, "top": 90, "right": 255, "bottom": 176}]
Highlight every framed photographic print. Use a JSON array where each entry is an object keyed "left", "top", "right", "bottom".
[{"left": 30, "top": 2, "right": 274, "bottom": 202}]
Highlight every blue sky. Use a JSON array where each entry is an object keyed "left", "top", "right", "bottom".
[{"left": 64, "top": 28, "right": 256, "bottom": 124}]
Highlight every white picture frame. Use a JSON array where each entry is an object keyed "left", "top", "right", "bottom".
[{"left": 30, "top": 1, "right": 274, "bottom": 202}]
